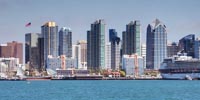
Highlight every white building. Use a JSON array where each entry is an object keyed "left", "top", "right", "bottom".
[
  {"left": 105, "top": 42, "right": 111, "bottom": 69},
  {"left": 141, "top": 44, "right": 146, "bottom": 69},
  {"left": 47, "top": 55, "right": 77, "bottom": 71},
  {"left": 0, "top": 57, "right": 20, "bottom": 78},
  {"left": 72, "top": 41, "right": 87, "bottom": 70},
  {"left": 47, "top": 55, "right": 61, "bottom": 71},
  {"left": 122, "top": 54, "right": 144, "bottom": 77}
]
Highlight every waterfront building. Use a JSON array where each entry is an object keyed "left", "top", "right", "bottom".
[
  {"left": 77, "top": 40, "right": 87, "bottom": 69},
  {"left": 194, "top": 38, "right": 200, "bottom": 59},
  {"left": 122, "top": 20, "right": 141, "bottom": 56},
  {"left": 146, "top": 19, "right": 167, "bottom": 69},
  {"left": 0, "top": 41, "right": 23, "bottom": 64},
  {"left": 72, "top": 45, "right": 80, "bottom": 68},
  {"left": 25, "top": 33, "right": 42, "bottom": 71},
  {"left": 60, "top": 55, "right": 66, "bottom": 70},
  {"left": 167, "top": 42, "right": 179, "bottom": 57},
  {"left": 59, "top": 27, "right": 72, "bottom": 57},
  {"left": 178, "top": 34, "right": 195, "bottom": 57},
  {"left": 47, "top": 55, "right": 77, "bottom": 71},
  {"left": 122, "top": 54, "right": 144, "bottom": 77},
  {"left": 109, "top": 29, "right": 121, "bottom": 70},
  {"left": 0, "top": 57, "right": 20, "bottom": 75},
  {"left": 46, "top": 55, "right": 61, "bottom": 71},
  {"left": 56, "top": 69, "right": 89, "bottom": 76},
  {"left": 105, "top": 42, "right": 111, "bottom": 69},
  {"left": 141, "top": 44, "right": 146, "bottom": 69},
  {"left": 72, "top": 40, "right": 87, "bottom": 69},
  {"left": 87, "top": 19, "right": 105, "bottom": 71},
  {"left": 41, "top": 22, "right": 59, "bottom": 68},
  {"left": 65, "top": 58, "right": 77, "bottom": 69}
]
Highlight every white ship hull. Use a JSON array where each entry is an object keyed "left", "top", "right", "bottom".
[{"left": 161, "top": 73, "right": 200, "bottom": 80}]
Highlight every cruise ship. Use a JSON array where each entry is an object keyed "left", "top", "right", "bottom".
[{"left": 159, "top": 53, "right": 200, "bottom": 80}]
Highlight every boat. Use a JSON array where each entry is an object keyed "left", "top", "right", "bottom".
[
  {"left": 159, "top": 53, "right": 200, "bottom": 80},
  {"left": 25, "top": 76, "right": 51, "bottom": 81}
]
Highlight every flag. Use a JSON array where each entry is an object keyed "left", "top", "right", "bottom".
[{"left": 25, "top": 22, "right": 31, "bottom": 27}]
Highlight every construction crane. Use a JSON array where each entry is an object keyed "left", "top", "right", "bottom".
[{"left": 134, "top": 54, "right": 139, "bottom": 78}]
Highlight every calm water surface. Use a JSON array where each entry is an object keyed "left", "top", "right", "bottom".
[{"left": 0, "top": 80, "right": 199, "bottom": 100}]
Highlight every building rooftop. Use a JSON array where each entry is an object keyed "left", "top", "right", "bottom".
[
  {"left": 43, "top": 21, "right": 56, "bottom": 27},
  {"left": 151, "top": 18, "right": 166, "bottom": 29}
]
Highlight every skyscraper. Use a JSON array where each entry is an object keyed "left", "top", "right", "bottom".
[
  {"left": 38, "top": 37, "right": 45, "bottom": 70},
  {"left": 105, "top": 42, "right": 111, "bottom": 69},
  {"left": 41, "top": 22, "right": 58, "bottom": 67},
  {"left": 87, "top": 19, "right": 105, "bottom": 71},
  {"left": 59, "top": 27, "right": 72, "bottom": 57},
  {"left": 141, "top": 44, "right": 146, "bottom": 69},
  {"left": 77, "top": 40, "right": 87, "bottom": 69},
  {"left": 72, "top": 44, "right": 79, "bottom": 69},
  {"left": 25, "top": 33, "right": 41, "bottom": 71},
  {"left": 178, "top": 34, "right": 195, "bottom": 57},
  {"left": 122, "top": 20, "right": 141, "bottom": 56},
  {"left": 109, "top": 29, "right": 117, "bottom": 42},
  {"left": 146, "top": 19, "right": 167, "bottom": 69},
  {"left": 109, "top": 29, "right": 120, "bottom": 70}
]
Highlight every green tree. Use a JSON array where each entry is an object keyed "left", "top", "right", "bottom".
[{"left": 120, "top": 70, "right": 126, "bottom": 77}]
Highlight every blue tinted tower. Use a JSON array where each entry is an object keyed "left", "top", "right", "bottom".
[
  {"left": 59, "top": 27, "right": 72, "bottom": 57},
  {"left": 146, "top": 19, "right": 167, "bottom": 69}
]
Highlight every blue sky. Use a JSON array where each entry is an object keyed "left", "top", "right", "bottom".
[{"left": 1, "top": 0, "right": 200, "bottom": 44}]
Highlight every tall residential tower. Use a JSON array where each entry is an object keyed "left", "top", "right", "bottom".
[
  {"left": 122, "top": 20, "right": 141, "bottom": 56},
  {"left": 59, "top": 27, "right": 72, "bottom": 57},
  {"left": 146, "top": 19, "right": 167, "bottom": 69},
  {"left": 109, "top": 29, "right": 120, "bottom": 70},
  {"left": 41, "top": 22, "right": 58, "bottom": 68},
  {"left": 87, "top": 19, "right": 105, "bottom": 71}
]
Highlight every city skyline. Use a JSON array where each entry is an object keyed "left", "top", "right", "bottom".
[{"left": 1, "top": 0, "right": 200, "bottom": 44}]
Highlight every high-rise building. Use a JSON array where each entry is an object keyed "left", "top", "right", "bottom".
[
  {"left": 5, "top": 41, "right": 23, "bottom": 64},
  {"left": 146, "top": 19, "right": 167, "bottom": 69},
  {"left": 105, "top": 42, "right": 111, "bottom": 69},
  {"left": 77, "top": 40, "right": 87, "bottom": 69},
  {"left": 72, "top": 40, "right": 87, "bottom": 69},
  {"left": 141, "top": 44, "right": 146, "bottom": 58},
  {"left": 109, "top": 29, "right": 120, "bottom": 70},
  {"left": 38, "top": 37, "right": 45, "bottom": 70},
  {"left": 167, "top": 42, "right": 179, "bottom": 57},
  {"left": 122, "top": 20, "right": 141, "bottom": 56},
  {"left": 59, "top": 27, "right": 72, "bottom": 57},
  {"left": 194, "top": 38, "right": 200, "bottom": 59},
  {"left": 109, "top": 29, "right": 117, "bottom": 42},
  {"left": 141, "top": 44, "right": 146, "bottom": 69},
  {"left": 41, "top": 22, "right": 58, "bottom": 68},
  {"left": 72, "top": 44, "right": 79, "bottom": 69},
  {"left": 87, "top": 19, "right": 105, "bottom": 71},
  {"left": 25, "top": 33, "right": 41, "bottom": 71},
  {"left": 178, "top": 34, "right": 195, "bottom": 57}
]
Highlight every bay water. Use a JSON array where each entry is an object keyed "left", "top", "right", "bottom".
[{"left": 0, "top": 80, "right": 199, "bottom": 100}]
